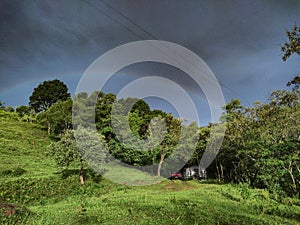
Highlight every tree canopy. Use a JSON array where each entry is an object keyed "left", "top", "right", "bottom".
[
  {"left": 281, "top": 25, "right": 300, "bottom": 61},
  {"left": 29, "top": 79, "right": 70, "bottom": 113}
]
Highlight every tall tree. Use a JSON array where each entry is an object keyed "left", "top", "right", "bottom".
[
  {"left": 281, "top": 25, "right": 300, "bottom": 94},
  {"left": 155, "top": 113, "right": 181, "bottom": 176},
  {"left": 29, "top": 79, "right": 70, "bottom": 113},
  {"left": 215, "top": 90, "right": 300, "bottom": 196}
]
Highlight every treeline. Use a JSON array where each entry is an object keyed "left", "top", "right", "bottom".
[
  {"left": 38, "top": 88, "right": 196, "bottom": 178},
  {"left": 211, "top": 90, "right": 299, "bottom": 197},
  {"left": 2, "top": 78, "right": 299, "bottom": 197}
]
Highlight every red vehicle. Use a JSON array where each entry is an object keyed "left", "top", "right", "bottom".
[{"left": 169, "top": 172, "right": 183, "bottom": 180}]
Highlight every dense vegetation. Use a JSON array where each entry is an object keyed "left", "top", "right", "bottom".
[
  {"left": 0, "top": 112, "right": 299, "bottom": 224},
  {"left": 21, "top": 82, "right": 299, "bottom": 197}
]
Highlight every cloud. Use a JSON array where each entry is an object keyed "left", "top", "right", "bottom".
[{"left": 0, "top": 0, "right": 299, "bottom": 115}]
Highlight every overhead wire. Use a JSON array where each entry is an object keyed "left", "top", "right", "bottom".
[
  {"left": 82, "top": 0, "right": 250, "bottom": 105},
  {"left": 98, "top": 0, "right": 248, "bottom": 102}
]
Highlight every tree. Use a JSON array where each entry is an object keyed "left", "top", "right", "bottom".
[
  {"left": 106, "top": 97, "right": 159, "bottom": 167},
  {"left": 49, "top": 129, "right": 80, "bottom": 168},
  {"left": 281, "top": 25, "right": 300, "bottom": 95},
  {"left": 16, "top": 105, "right": 31, "bottom": 117},
  {"left": 29, "top": 79, "right": 70, "bottom": 113},
  {"left": 214, "top": 89, "right": 300, "bottom": 196},
  {"left": 281, "top": 25, "right": 300, "bottom": 61},
  {"left": 49, "top": 126, "right": 106, "bottom": 185},
  {"left": 287, "top": 76, "right": 300, "bottom": 91},
  {"left": 38, "top": 99, "right": 72, "bottom": 135},
  {"left": 95, "top": 92, "right": 116, "bottom": 139},
  {"left": 155, "top": 113, "right": 181, "bottom": 176},
  {"left": 0, "top": 101, "right": 5, "bottom": 110},
  {"left": 15, "top": 105, "right": 36, "bottom": 123},
  {"left": 5, "top": 106, "right": 14, "bottom": 112}
]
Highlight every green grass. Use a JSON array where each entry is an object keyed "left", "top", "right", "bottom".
[
  {"left": 1, "top": 110, "right": 300, "bottom": 224},
  {"left": 0, "top": 111, "right": 57, "bottom": 180},
  {"left": 25, "top": 181, "right": 300, "bottom": 225}
]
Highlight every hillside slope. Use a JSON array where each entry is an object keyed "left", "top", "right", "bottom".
[
  {"left": 0, "top": 110, "right": 299, "bottom": 224},
  {"left": 0, "top": 110, "right": 56, "bottom": 180}
]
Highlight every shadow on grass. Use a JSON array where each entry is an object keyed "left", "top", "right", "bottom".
[
  {"left": 108, "top": 198, "right": 263, "bottom": 225},
  {"left": 58, "top": 168, "right": 105, "bottom": 183}
]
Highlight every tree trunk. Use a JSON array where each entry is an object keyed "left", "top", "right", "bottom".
[
  {"left": 220, "top": 163, "right": 224, "bottom": 181},
  {"left": 296, "top": 165, "right": 300, "bottom": 174},
  {"left": 286, "top": 161, "right": 297, "bottom": 194},
  {"left": 157, "top": 153, "right": 166, "bottom": 176},
  {"left": 47, "top": 122, "right": 51, "bottom": 135},
  {"left": 216, "top": 161, "right": 221, "bottom": 182},
  {"left": 249, "top": 170, "right": 258, "bottom": 187},
  {"left": 80, "top": 164, "right": 84, "bottom": 185}
]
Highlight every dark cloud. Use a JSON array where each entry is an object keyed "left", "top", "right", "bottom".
[{"left": 0, "top": 0, "right": 299, "bottom": 121}]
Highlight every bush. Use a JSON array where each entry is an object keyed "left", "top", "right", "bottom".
[
  {"left": 238, "top": 183, "right": 252, "bottom": 200},
  {"left": 13, "top": 167, "right": 27, "bottom": 176},
  {"left": 1, "top": 167, "right": 27, "bottom": 177},
  {"left": 1, "top": 169, "right": 13, "bottom": 176}
]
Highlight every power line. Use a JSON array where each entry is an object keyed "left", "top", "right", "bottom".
[
  {"left": 81, "top": 0, "right": 146, "bottom": 40},
  {"left": 99, "top": 0, "right": 158, "bottom": 40},
  {"left": 82, "top": 0, "right": 250, "bottom": 104},
  {"left": 98, "top": 0, "right": 215, "bottom": 79},
  {"left": 83, "top": 0, "right": 214, "bottom": 83},
  {"left": 98, "top": 0, "right": 249, "bottom": 103},
  {"left": 82, "top": 0, "right": 211, "bottom": 80}
]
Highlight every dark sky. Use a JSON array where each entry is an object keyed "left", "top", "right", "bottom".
[{"left": 0, "top": 0, "right": 299, "bottom": 124}]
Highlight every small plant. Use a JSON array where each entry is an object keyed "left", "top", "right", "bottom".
[
  {"left": 1, "top": 169, "right": 13, "bottom": 176},
  {"left": 238, "top": 183, "right": 252, "bottom": 200},
  {"left": 13, "top": 167, "right": 27, "bottom": 176}
]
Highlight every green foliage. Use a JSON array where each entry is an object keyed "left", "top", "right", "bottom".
[
  {"left": 16, "top": 105, "right": 31, "bottom": 116},
  {"left": 74, "top": 125, "right": 107, "bottom": 172},
  {"left": 0, "top": 203, "right": 32, "bottom": 224},
  {"left": 29, "top": 79, "right": 70, "bottom": 113},
  {"left": 0, "top": 101, "right": 4, "bottom": 110},
  {"left": 75, "top": 91, "right": 187, "bottom": 177},
  {"left": 287, "top": 76, "right": 300, "bottom": 91},
  {"left": 73, "top": 91, "right": 101, "bottom": 129},
  {"left": 48, "top": 125, "right": 107, "bottom": 184},
  {"left": 216, "top": 89, "right": 300, "bottom": 197},
  {"left": 48, "top": 129, "right": 80, "bottom": 168},
  {"left": 281, "top": 25, "right": 300, "bottom": 61},
  {"left": 0, "top": 109, "right": 300, "bottom": 224},
  {"left": 38, "top": 98, "right": 72, "bottom": 135},
  {"left": 50, "top": 87, "right": 299, "bottom": 196},
  {"left": 5, "top": 105, "right": 14, "bottom": 112}
]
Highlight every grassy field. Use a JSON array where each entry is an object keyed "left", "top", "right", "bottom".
[{"left": 0, "top": 110, "right": 300, "bottom": 224}]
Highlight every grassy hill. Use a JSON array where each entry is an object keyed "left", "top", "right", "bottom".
[
  {"left": 0, "top": 110, "right": 300, "bottom": 224},
  {"left": 0, "top": 110, "right": 55, "bottom": 179}
]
